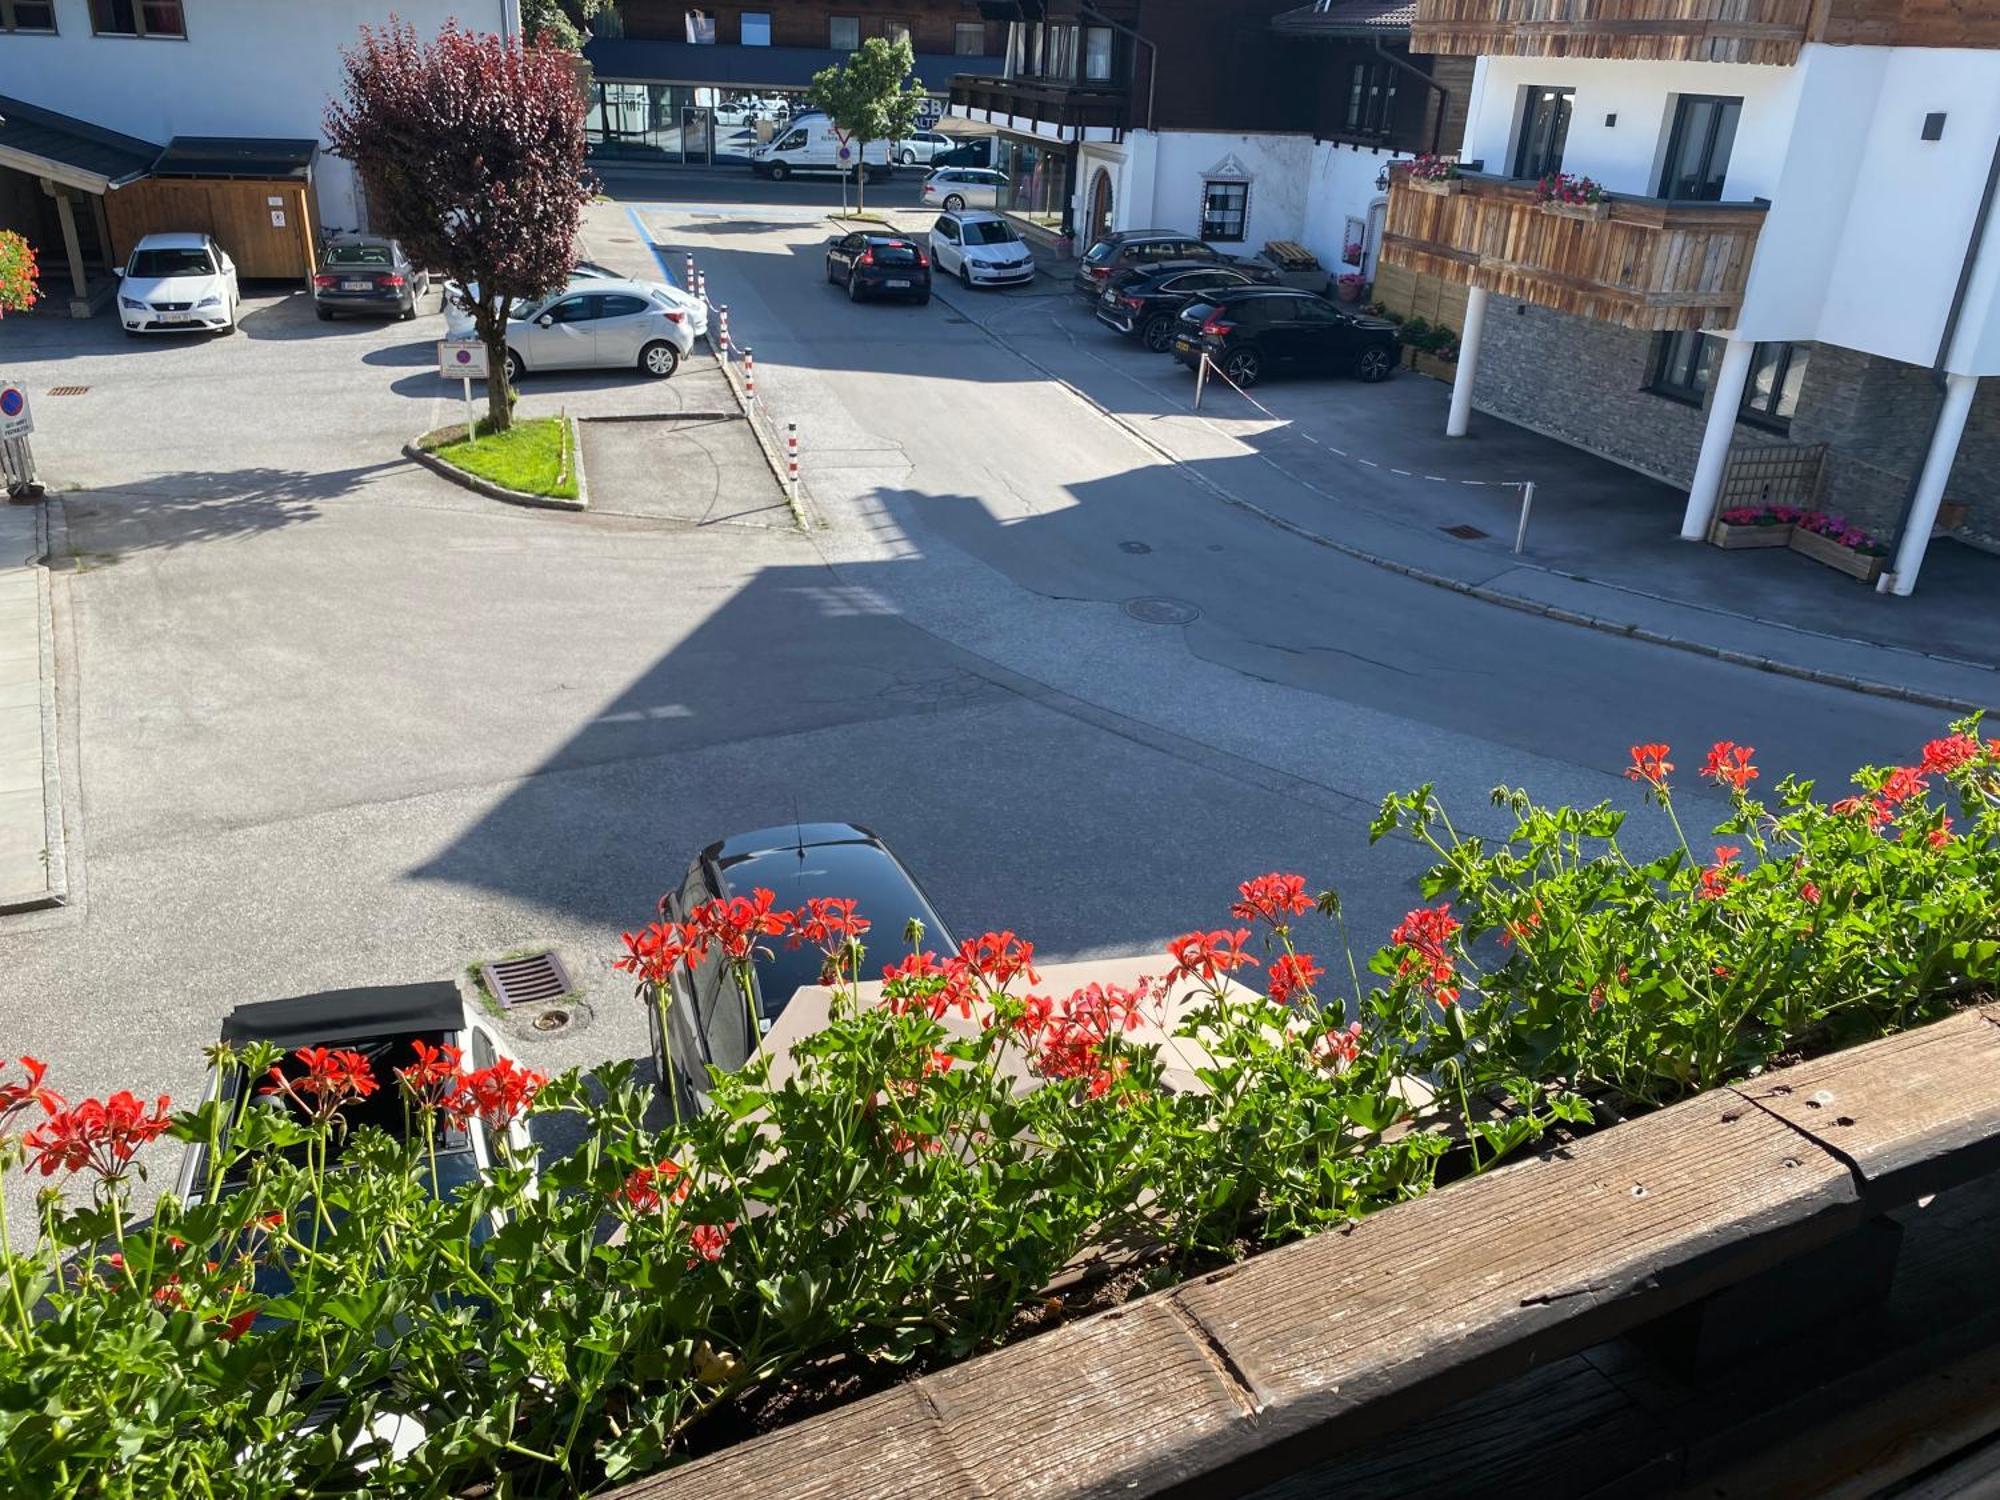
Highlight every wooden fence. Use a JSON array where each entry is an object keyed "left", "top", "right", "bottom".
[
  {"left": 105, "top": 176, "right": 319, "bottom": 282},
  {"left": 1720, "top": 441, "right": 1827, "bottom": 512}
]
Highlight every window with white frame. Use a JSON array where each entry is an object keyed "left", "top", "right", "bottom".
[
  {"left": 739, "top": 11, "right": 770, "bottom": 45},
  {"left": 90, "top": 0, "right": 184, "bottom": 36},
  {"left": 955, "top": 20, "right": 985, "bottom": 54},
  {"left": 683, "top": 8, "right": 714, "bottom": 43},
  {"left": 0, "top": 1, "right": 56, "bottom": 33},
  {"left": 1200, "top": 180, "right": 1248, "bottom": 243},
  {"left": 829, "top": 15, "right": 859, "bottom": 49},
  {"left": 884, "top": 19, "right": 911, "bottom": 47},
  {"left": 1083, "top": 25, "right": 1113, "bottom": 81}
]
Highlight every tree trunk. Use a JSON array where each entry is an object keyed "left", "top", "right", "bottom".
[
  {"left": 855, "top": 139, "right": 867, "bottom": 215},
  {"left": 473, "top": 293, "right": 513, "bottom": 435}
]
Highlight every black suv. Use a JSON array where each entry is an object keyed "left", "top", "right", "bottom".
[
  {"left": 1072, "top": 229, "right": 1275, "bottom": 298},
  {"left": 1170, "top": 289, "right": 1399, "bottom": 388},
  {"left": 824, "top": 232, "right": 933, "bottom": 304},
  {"left": 1095, "top": 262, "right": 1264, "bottom": 352}
]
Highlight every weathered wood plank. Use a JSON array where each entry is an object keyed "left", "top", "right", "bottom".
[
  {"left": 1731, "top": 1007, "right": 2000, "bottom": 1210},
  {"left": 1161, "top": 1092, "right": 1857, "bottom": 1496},
  {"left": 619, "top": 1091, "right": 1859, "bottom": 1500},
  {"left": 1409, "top": 0, "right": 1813, "bottom": 62}
]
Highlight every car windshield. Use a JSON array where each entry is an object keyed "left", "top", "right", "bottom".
[
  {"left": 1083, "top": 241, "right": 1115, "bottom": 265},
  {"left": 964, "top": 221, "right": 1017, "bottom": 246},
  {"left": 327, "top": 244, "right": 393, "bottom": 267},
  {"left": 129, "top": 247, "right": 212, "bottom": 278}
]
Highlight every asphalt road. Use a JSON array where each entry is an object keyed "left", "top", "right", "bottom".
[{"left": 0, "top": 182, "right": 1944, "bottom": 1227}]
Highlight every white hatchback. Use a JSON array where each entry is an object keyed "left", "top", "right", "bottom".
[
  {"left": 497, "top": 278, "right": 698, "bottom": 382},
  {"left": 117, "top": 232, "right": 239, "bottom": 335},
  {"left": 922, "top": 168, "right": 1009, "bottom": 212},
  {"left": 894, "top": 130, "right": 957, "bottom": 167},
  {"left": 929, "top": 211, "right": 1036, "bottom": 289}
]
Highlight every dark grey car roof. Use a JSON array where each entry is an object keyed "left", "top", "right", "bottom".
[{"left": 221, "top": 982, "right": 464, "bottom": 1049}]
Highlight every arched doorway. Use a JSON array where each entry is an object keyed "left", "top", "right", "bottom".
[{"left": 1087, "top": 167, "right": 1114, "bottom": 242}]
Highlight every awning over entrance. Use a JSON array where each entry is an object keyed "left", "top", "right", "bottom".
[
  {"left": 151, "top": 136, "right": 316, "bottom": 181},
  {"left": 0, "top": 93, "right": 158, "bottom": 195}
]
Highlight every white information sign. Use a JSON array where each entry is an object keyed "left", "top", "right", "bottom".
[
  {"left": 0, "top": 380, "right": 32, "bottom": 441},
  {"left": 438, "top": 341, "right": 489, "bottom": 380}
]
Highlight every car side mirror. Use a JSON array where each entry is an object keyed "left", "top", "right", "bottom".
[
  {"left": 113, "top": 267, "right": 124, "bottom": 279},
  {"left": 536, "top": 314, "right": 555, "bottom": 328}
]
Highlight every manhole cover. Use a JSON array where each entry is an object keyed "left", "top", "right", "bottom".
[
  {"left": 1441, "top": 523, "right": 1490, "bottom": 540},
  {"left": 47, "top": 386, "right": 88, "bottom": 397},
  {"left": 1119, "top": 540, "right": 1153, "bottom": 554},
  {"left": 481, "top": 951, "right": 573, "bottom": 1009},
  {"left": 532, "top": 1009, "right": 572, "bottom": 1033},
  {"left": 1123, "top": 596, "right": 1201, "bottom": 626}
]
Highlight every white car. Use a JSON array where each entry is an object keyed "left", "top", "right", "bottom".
[
  {"left": 929, "top": 211, "right": 1036, "bottom": 289},
  {"left": 894, "top": 130, "right": 957, "bottom": 167},
  {"left": 495, "top": 278, "right": 698, "bottom": 382},
  {"left": 117, "top": 232, "right": 239, "bottom": 336},
  {"left": 922, "top": 168, "right": 1009, "bottom": 212},
  {"left": 441, "top": 261, "right": 635, "bottom": 341}
]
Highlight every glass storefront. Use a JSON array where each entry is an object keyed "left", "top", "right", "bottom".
[
  {"left": 585, "top": 82, "right": 813, "bottom": 164},
  {"left": 993, "top": 134, "right": 1071, "bottom": 232}
]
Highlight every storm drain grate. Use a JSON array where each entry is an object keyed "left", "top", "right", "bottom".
[
  {"left": 481, "top": 951, "right": 573, "bottom": 1009},
  {"left": 1123, "top": 595, "right": 1201, "bottom": 626},
  {"left": 47, "top": 386, "right": 88, "bottom": 397},
  {"left": 1441, "top": 523, "right": 1489, "bottom": 540}
]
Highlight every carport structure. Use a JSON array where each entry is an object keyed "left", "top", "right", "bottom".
[{"left": 0, "top": 94, "right": 157, "bottom": 318}]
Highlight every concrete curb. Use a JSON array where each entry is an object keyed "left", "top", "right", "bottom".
[
  {"left": 0, "top": 501, "right": 64, "bottom": 913},
  {"left": 700, "top": 321, "right": 812, "bottom": 532},
  {"left": 403, "top": 418, "right": 589, "bottom": 513},
  {"left": 930, "top": 281, "right": 1998, "bottom": 717}
]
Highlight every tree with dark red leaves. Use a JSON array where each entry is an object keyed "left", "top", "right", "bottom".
[{"left": 325, "top": 21, "right": 591, "bottom": 433}]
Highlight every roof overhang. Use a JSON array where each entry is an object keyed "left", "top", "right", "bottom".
[{"left": 0, "top": 93, "right": 159, "bottom": 195}]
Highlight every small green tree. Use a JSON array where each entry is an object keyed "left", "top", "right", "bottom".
[
  {"left": 522, "top": 0, "right": 612, "bottom": 50},
  {"left": 807, "top": 37, "right": 926, "bottom": 215}
]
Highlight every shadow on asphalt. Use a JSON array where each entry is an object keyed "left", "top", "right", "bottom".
[{"left": 59, "top": 461, "right": 404, "bottom": 558}]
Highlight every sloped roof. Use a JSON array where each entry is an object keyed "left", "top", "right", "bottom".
[
  {"left": 1270, "top": 0, "right": 1416, "bottom": 36},
  {"left": 152, "top": 136, "right": 316, "bottom": 181},
  {"left": 0, "top": 93, "right": 159, "bottom": 193}
]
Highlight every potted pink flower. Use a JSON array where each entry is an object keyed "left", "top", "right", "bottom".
[
  {"left": 1709, "top": 504, "right": 1799, "bottom": 550},
  {"left": 1535, "top": 172, "right": 1610, "bottom": 221},
  {"left": 1335, "top": 272, "right": 1366, "bottom": 303},
  {"left": 1788, "top": 510, "right": 1890, "bottom": 584},
  {"left": 1405, "top": 155, "right": 1461, "bottom": 197}
]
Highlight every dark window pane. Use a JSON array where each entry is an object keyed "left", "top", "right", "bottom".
[
  {"left": 10, "top": 2, "right": 56, "bottom": 30},
  {"left": 1514, "top": 87, "right": 1573, "bottom": 179},
  {"left": 90, "top": 0, "right": 136, "bottom": 32},
  {"left": 1648, "top": 330, "right": 1715, "bottom": 405},
  {"left": 139, "top": 0, "right": 182, "bottom": 34},
  {"left": 1200, "top": 181, "right": 1248, "bottom": 243},
  {"left": 1661, "top": 95, "right": 1742, "bottom": 201}
]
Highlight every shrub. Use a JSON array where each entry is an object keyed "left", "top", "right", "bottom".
[{"left": 0, "top": 729, "right": 1994, "bottom": 1494}]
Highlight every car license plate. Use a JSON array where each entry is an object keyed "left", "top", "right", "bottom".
[
  {"left": 341, "top": 280, "right": 373, "bottom": 292},
  {"left": 885, "top": 279, "right": 910, "bottom": 288},
  {"left": 1101, "top": 290, "right": 1118, "bottom": 304},
  {"left": 160, "top": 311, "right": 193, "bottom": 323},
  {"left": 1173, "top": 337, "right": 1193, "bottom": 353}
]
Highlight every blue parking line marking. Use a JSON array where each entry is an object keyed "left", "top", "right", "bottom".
[{"left": 623, "top": 205, "right": 678, "bottom": 286}]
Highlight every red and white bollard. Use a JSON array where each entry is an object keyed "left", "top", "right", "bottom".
[
  {"left": 786, "top": 421, "right": 799, "bottom": 486},
  {"left": 717, "top": 304, "right": 730, "bottom": 355},
  {"left": 683, "top": 252, "right": 695, "bottom": 288},
  {"left": 742, "top": 348, "right": 755, "bottom": 400},
  {"left": 696, "top": 269, "right": 707, "bottom": 302}
]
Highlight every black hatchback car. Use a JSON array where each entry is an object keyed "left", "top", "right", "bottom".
[
  {"left": 1096, "top": 262, "right": 1265, "bottom": 352},
  {"left": 652, "top": 823, "right": 959, "bottom": 1109},
  {"left": 1171, "top": 289, "right": 1399, "bottom": 388},
  {"left": 1073, "top": 229, "right": 1276, "bottom": 299},
  {"left": 312, "top": 235, "right": 429, "bottom": 321},
  {"left": 824, "top": 232, "right": 932, "bottom": 305}
]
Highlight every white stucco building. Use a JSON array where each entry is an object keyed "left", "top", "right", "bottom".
[
  {"left": 0, "top": 0, "right": 520, "bottom": 310},
  {"left": 1385, "top": 0, "right": 2000, "bottom": 595}
]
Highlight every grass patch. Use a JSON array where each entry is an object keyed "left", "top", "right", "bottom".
[{"left": 426, "top": 416, "right": 578, "bottom": 500}]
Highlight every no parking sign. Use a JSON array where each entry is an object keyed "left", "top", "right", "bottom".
[{"left": 0, "top": 380, "right": 30, "bottom": 441}]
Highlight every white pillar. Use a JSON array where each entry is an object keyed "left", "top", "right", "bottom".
[
  {"left": 1886, "top": 372, "right": 1978, "bottom": 597},
  {"left": 1678, "top": 334, "right": 1756, "bottom": 540},
  {"left": 1446, "top": 285, "right": 1489, "bottom": 438}
]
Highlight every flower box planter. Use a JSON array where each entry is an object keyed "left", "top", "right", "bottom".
[
  {"left": 1788, "top": 525, "right": 1887, "bottom": 584},
  {"left": 1405, "top": 348, "right": 1457, "bottom": 382},
  {"left": 1539, "top": 198, "right": 1611, "bottom": 222},
  {"left": 1407, "top": 177, "right": 1461, "bottom": 198},
  {"left": 1709, "top": 518, "right": 1795, "bottom": 549}
]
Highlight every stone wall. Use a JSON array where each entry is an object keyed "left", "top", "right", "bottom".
[{"left": 1471, "top": 299, "right": 2000, "bottom": 547}]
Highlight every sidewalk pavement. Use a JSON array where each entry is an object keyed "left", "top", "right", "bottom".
[
  {"left": 0, "top": 502, "right": 57, "bottom": 909},
  {"left": 934, "top": 276, "right": 2000, "bottom": 716}
]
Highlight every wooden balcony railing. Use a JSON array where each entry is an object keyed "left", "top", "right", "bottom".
[
  {"left": 1382, "top": 170, "right": 1766, "bottom": 332},
  {"left": 948, "top": 74, "right": 1129, "bottom": 140},
  {"left": 1410, "top": 0, "right": 1815, "bottom": 64}
]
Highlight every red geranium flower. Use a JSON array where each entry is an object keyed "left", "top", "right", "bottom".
[
  {"left": 1878, "top": 765, "right": 1927, "bottom": 808},
  {"left": 1389, "top": 904, "right": 1462, "bottom": 1005},
  {"left": 1696, "top": 845, "right": 1741, "bottom": 902},
  {"left": 395, "top": 1039, "right": 464, "bottom": 1113},
  {"left": 1700, "top": 741, "right": 1757, "bottom": 791},
  {"left": 1311, "top": 1020, "right": 1364, "bottom": 1070},
  {"left": 615, "top": 921, "right": 708, "bottom": 987},
  {"left": 1920, "top": 734, "right": 1980, "bottom": 776},
  {"left": 216, "top": 1308, "right": 257, "bottom": 1343},
  {"left": 880, "top": 951, "right": 978, "bottom": 1020},
  {"left": 1800, "top": 881, "right": 1822, "bottom": 905},
  {"left": 956, "top": 930, "right": 1040, "bottom": 991},
  {"left": 0, "top": 1056, "right": 60, "bottom": 1134},
  {"left": 689, "top": 889, "right": 791, "bottom": 963},
  {"left": 445, "top": 1058, "right": 546, "bottom": 1132},
  {"left": 1928, "top": 817, "right": 1953, "bottom": 850},
  {"left": 1266, "top": 952, "right": 1324, "bottom": 1006},
  {"left": 1229, "top": 873, "right": 1314, "bottom": 926},
  {"left": 1165, "top": 928, "right": 1258, "bottom": 987},
  {"left": 687, "top": 1221, "right": 735, "bottom": 1266},
  {"left": 785, "top": 897, "right": 871, "bottom": 979},
  {"left": 620, "top": 1158, "right": 689, "bottom": 1213},
  {"left": 1625, "top": 743, "right": 1674, "bottom": 789},
  {"left": 26, "top": 1091, "right": 173, "bottom": 1181},
  {"left": 261, "top": 1047, "right": 378, "bottom": 1127}
]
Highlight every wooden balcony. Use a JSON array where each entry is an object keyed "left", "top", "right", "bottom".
[
  {"left": 1410, "top": 0, "right": 1815, "bottom": 64},
  {"left": 948, "top": 74, "right": 1129, "bottom": 141},
  {"left": 1382, "top": 169, "right": 1765, "bottom": 332}
]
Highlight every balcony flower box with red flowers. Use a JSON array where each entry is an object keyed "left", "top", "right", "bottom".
[
  {"left": 1536, "top": 171, "right": 1611, "bottom": 221},
  {"left": 1405, "top": 154, "right": 1462, "bottom": 197},
  {"left": 1710, "top": 504, "right": 1799, "bottom": 548},
  {"left": 1788, "top": 510, "right": 1889, "bottom": 582}
]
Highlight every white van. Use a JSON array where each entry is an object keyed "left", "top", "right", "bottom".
[{"left": 748, "top": 113, "right": 893, "bottom": 181}]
